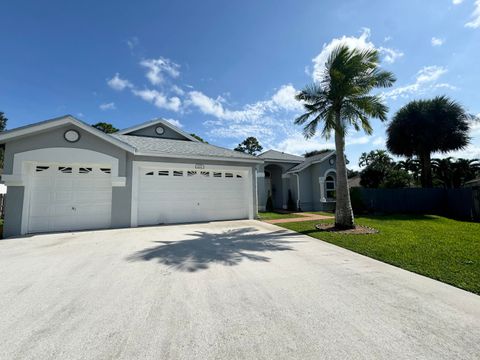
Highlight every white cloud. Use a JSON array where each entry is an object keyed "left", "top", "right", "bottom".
[
  {"left": 140, "top": 57, "right": 180, "bottom": 85},
  {"left": 171, "top": 85, "right": 185, "bottom": 96},
  {"left": 107, "top": 73, "right": 132, "bottom": 91},
  {"left": 126, "top": 36, "right": 139, "bottom": 50},
  {"left": 188, "top": 84, "right": 300, "bottom": 123},
  {"left": 132, "top": 89, "right": 181, "bottom": 112},
  {"left": 383, "top": 65, "right": 452, "bottom": 99},
  {"left": 270, "top": 84, "right": 303, "bottom": 111},
  {"left": 311, "top": 28, "right": 403, "bottom": 82},
  {"left": 165, "top": 118, "right": 183, "bottom": 128},
  {"left": 431, "top": 37, "right": 445, "bottom": 46},
  {"left": 470, "top": 115, "right": 480, "bottom": 135},
  {"left": 208, "top": 123, "right": 276, "bottom": 139},
  {"left": 416, "top": 65, "right": 447, "bottom": 83},
  {"left": 99, "top": 102, "right": 116, "bottom": 110},
  {"left": 466, "top": 0, "right": 480, "bottom": 28},
  {"left": 273, "top": 133, "right": 370, "bottom": 155},
  {"left": 378, "top": 47, "right": 404, "bottom": 64},
  {"left": 445, "top": 144, "right": 480, "bottom": 159},
  {"left": 372, "top": 136, "right": 386, "bottom": 147},
  {"left": 453, "top": 0, "right": 464, "bottom": 4},
  {"left": 274, "top": 133, "right": 333, "bottom": 155},
  {"left": 312, "top": 28, "right": 374, "bottom": 82}
]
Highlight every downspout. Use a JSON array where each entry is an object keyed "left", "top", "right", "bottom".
[{"left": 294, "top": 173, "right": 301, "bottom": 211}]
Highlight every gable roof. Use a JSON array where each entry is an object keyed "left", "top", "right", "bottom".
[
  {"left": 117, "top": 118, "right": 199, "bottom": 142},
  {"left": 111, "top": 134, "right": 262, "bottom": 163},
  {"left": 0, "top": 115, "right": 262, "bottom": 164},
  {"left": 258, "top": 150, "right": 304, "bottom": 163},
  {"left": 0, "top": 115, "right": 135, "bottom": 152},
  {"left": 286, "top": 150, "right": 336, "bottom": 173}
]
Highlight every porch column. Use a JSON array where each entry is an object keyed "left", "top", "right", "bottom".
[
  {"left": 319, "top": 176, "right": 326, "bottom": 203},
  {"left": 281, "top": 174, "right": 290, "bottom": 209}
]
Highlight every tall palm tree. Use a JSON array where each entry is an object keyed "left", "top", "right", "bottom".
[
  {"left": 295, "top": 45, "right": 395, "bottom": 229},
  {"left": 387, "top": 96, "right": 471, "bottom": 188}
]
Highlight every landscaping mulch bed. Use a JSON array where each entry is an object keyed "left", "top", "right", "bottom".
[{"left": 314, "top": 223, "right": 378, "bottom": 235}]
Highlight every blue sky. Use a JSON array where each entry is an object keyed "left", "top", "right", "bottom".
[{"left": 1, "top": 0, "right": 479, "bottom": 168}]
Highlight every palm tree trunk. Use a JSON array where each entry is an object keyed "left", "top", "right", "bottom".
[
  {"left": 420, "top": 152, "right": 432, "bottom": 188},
  {"left": 334, "top": 127, "right": 355, "bottom": 229}
]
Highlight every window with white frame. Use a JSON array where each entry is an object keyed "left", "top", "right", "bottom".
[{"left": 325, "top": 174, "right": 336, "bottom": 199}]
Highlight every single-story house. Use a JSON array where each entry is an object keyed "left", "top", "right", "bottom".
[
  {"left": 257, "top": 150, "right": 336, "bottom": 212},
  {"left": 0, "top": 115, "right": 262, "bottom": 237},
  {"left": 0, "top": 115, "right": 337, "bottom": 237}
]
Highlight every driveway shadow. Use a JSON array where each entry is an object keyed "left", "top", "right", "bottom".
[{"left": 126, "top": 227, "right": 299, "bottom": 272}]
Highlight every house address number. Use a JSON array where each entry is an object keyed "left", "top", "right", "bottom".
[{"left": 195, "top": 164, "right": 205, "bottom": 169}]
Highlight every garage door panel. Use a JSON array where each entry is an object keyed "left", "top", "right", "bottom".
[
  {"left": 137, "top": 166, "right": 249, "bottom": 226},
  {"left": 27, "top": 164, "right": 113, "bottom": 234}
]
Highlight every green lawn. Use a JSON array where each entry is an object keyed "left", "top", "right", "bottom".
[
  {"left": 257, "top": 211, "right": 300, "bottom": 220},
  {"left": 278, "top": 215, "right": 480, "bottom": 295}
]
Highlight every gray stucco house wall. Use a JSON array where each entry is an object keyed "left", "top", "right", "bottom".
[
  {"left": 0, "top": 115, "right": 336, "bottom": 238},
  {"left": 257, "top": 150, "right": 337, "bottom": 212},
  {"left": 0, "top": 116, "right": 261, "bottom": 237}
]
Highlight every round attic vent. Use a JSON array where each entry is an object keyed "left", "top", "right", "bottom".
[
  {"left": 64, "top": 129, "right": 80, "bottom": 143},
  {"left": 155, "top": 126, "right": 165, "bottom": 135}
]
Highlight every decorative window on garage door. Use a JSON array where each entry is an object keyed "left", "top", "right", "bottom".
[{"left": 139, "top": 168, "right": 246, "bottom": 179}]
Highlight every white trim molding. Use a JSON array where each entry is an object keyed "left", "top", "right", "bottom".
[
  {"left": 319, "top": 169, "right": 337, "bottom": 203},
  {"left": 117, "top": 118, "right": 200, "bottom": 142},
  {"left": 0, "top": 115, "right": 135, "bottom": 153},
  {"left": 3, "top": 147, "right": 125, "bottom": 187}
]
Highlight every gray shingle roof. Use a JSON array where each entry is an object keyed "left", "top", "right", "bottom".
[
  {"left": 111, "top": 134, "right": 260, "bottom": 161},
  {"left": 258, "top": 150, "right": 304, "bottom": 162},
  {"left": 287, "top": 150, "right": 335, "bottom": 172}
]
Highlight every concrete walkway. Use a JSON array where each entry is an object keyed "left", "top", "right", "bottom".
[
  {"left": 265, "top": 212, "right": 334, "bottom": 224},
  {"left": 0, "top": 220, "right": 479, "bottom": 359}
]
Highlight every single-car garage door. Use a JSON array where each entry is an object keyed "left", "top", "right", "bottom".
[
  {"left": 137, "top": 167, "right": 250, "bottom": 226},
  {"left": 27, "top": 164, "right": 113, "bottom": 233}
]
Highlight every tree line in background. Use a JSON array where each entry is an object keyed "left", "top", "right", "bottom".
[{"left": 356, "top": 150, "right": 479, "bottom": 189}]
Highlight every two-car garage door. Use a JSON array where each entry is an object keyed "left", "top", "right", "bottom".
[{"left": 137, "top": 166, "right": 250, "bottom": 226}]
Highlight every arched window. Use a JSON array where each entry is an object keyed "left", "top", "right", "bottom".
[{"left": 325, "top": 174, "right": 336, "bottom": 199}]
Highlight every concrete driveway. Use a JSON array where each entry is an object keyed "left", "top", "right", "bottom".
[{"left": 1, "top": 220, "right": 479, "bottom": 360}]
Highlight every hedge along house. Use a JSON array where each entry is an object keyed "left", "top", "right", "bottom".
[
  {"left": 0, "top": 115, "right": 262, "bottom": 237},
  {"left": 257, "top": 150, "right": 337, "bottom": 212}
]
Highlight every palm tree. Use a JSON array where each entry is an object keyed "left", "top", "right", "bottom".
[
  {"left": 432, "top": 157, "right": 454, "bottom": 188},
  {"left": 387, "top": 96, "right": 471, "bottom": 188},
  {"left": 432, "top": 157, "right": 480, "bottom": 188},
  {"left": 295, "top": 45, "right": 396, "bottom": 228},
  {"left": 452, "top": 158, "right": 480, "bottom": 188},
  {"left": 396, "top": 158, "right": 421, "bottom": 184}
]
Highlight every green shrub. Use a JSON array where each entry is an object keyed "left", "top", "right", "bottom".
[
  {"left": 266, "top": 192, "right": 274, "bottom": 211},
  {"left": 287, "top": 190, "right": 296, "bottom": 211}
]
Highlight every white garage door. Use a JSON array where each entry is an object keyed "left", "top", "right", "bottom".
[
  {"left": 137, "top": 167, "right": 250, "bottom": 226},
  {"left": 27, "top": 164, "right": 113, "bottom": 233}
]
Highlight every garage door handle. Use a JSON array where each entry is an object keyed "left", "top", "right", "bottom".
[{"left": 72, "top": 207, "right": 76, "bottom": 211}]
